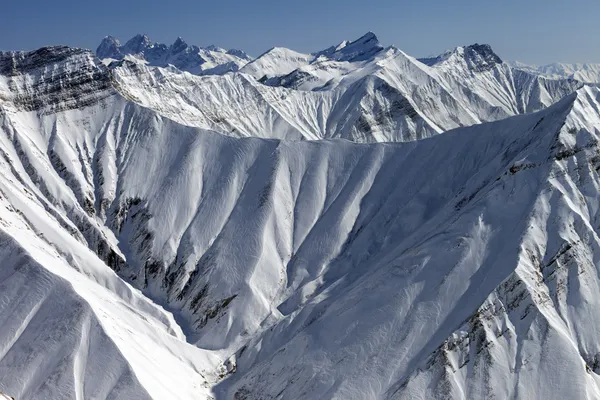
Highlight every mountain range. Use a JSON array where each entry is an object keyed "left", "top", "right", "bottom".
[
  {"left": 101, "top": 33, "right": 583, "bottom": 142},
  {"left": 509, "top": 60, "right": 600, "bottom": 83},
  {"left": 1, "top": 32, "right": 600, "bottom": 399},
  {"left": 97, "top": 34, "right": 252, "bottom": 75}
]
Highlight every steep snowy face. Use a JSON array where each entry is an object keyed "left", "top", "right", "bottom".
[
  {"left": 509, "top": 61, "right": 600, "bottom": 83},
  {"left": 0, "top": 225, "right": 221, "bottom": 400},
  {"left": 95, "top": 34, "right": 252, "bottom": 75},
  {"left": 214, "top": 87, "right": 600, "bottom": 399},
  {"left": 416, "top": 44, "right": 583, "bottom": 116},
  {"left": 110, "top": 58, "right": 442, "bottom": 142},
  {"left": 0, "top": 50, "right": 225, "bottom": 399}
]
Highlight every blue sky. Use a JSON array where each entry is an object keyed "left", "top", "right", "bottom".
[{"left": 1, "top": 0, "right": 598, "bottom": 64}]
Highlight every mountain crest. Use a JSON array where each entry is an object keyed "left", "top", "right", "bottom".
[
  {"left": 461, "top": 43, "right": 503, "bottom": 70},
  {"left": 171, "top": 36, "right": 188, "bottom": 51},
  {"left": 313, "top": 31, "right": 383, "bottom": 62},
  {"left": 0, "top": 46, "right": 95, "bottom": 76},
  {"left": 95, "top": 34, "right": 252, "bottom": 75},
  {"left": 419, "top": 43, "right": 502, "bottom": 72},
  {"left": 96, "top": 36, "right": 121, "bottom": 59},
  {"left": 122, "top": 33, "right": 152, "bottom": 55}
]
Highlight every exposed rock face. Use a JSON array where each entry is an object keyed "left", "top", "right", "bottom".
[
  {"left": 420, "top": 43, "right": 503, "bottom": 71},
  {"left": 0, "top": 46, "right": 113, "bottom": 112}
]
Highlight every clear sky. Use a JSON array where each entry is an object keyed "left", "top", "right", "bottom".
[{"left": 1, "top": 0, "right": 598, "bottom": 64}]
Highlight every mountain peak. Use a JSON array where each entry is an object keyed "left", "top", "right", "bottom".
[
  {"left": 94, "top": 35, "right": 252, "bottom": 75},
  {"left": 462, "top": 43, "right": 503, "bottom": 69},
  {"left": 122, "top": 34, "right": 152, "bottom": 55},
  {"left": 312, "top": 31, "right": 383, "bottom": 62},
  {"left": 173, "top": 36, "right": 187, "bottom": 46},
  {"left": 100, "top": 35, "right": 119, "bottom": 44},
  {"left": 357, "top": 31, "right": 378, "bottom": 43},
  {"left": 334, "top": 31, "right": 382, "bottom": 61},
  {"left": 419, "top": 43, "right": 502, "bottom": 72},
  {"left": 96, "top": 36, "right": 121, "bottom": 59}
]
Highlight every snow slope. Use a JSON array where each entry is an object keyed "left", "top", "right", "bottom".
[
  {"left": 213, "top": 86, "right": 600, "bottom": 399},
  {"left": 96, "top": 34, "right": 252, "bottom": 75},
  {"left": 3, "top": 43, "right": 600, "bottom": 400},
  {"left": 0, "top": 46, "right": 224, "bottom": 400}
]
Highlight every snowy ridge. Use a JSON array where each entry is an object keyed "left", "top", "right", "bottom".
[
  {"left": 0, "top": 46, "right": 114, "bottom": 112},
  {"left": 419, "top": 43, "right": 503, "bottom": 71},
  {"left": 239, "top": 32, "right": 385, "bottom": 82},
  {"left": 93, "top": 33, "right": 584, "bottom": 143},
  {"left": 218, "top": 87, "right": 600, "bottom": 399}
]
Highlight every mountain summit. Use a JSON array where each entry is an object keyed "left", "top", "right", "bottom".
[
  {"left": 419, "top": 43, "right": 503, "bottom": 71},
  {"left": 313, "top": 31, "right": 384, "bottom": 61}
]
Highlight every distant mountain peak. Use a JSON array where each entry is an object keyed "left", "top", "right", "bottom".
[
  {"left": 356, "top": 31, "right": 378, "bottom": 43},
  {"left": 419, "top": 43, "right": 502, "bottom": 72},
  {"left": 96, "top": 36, "right": 121, "bottom": 59},
  {"left": 312, "top": 31, "right": 383, "bottom": 62},
  {"left": 462, "top": 43, "right": 503, "bottom": 68},
  {"left": 101, "top": 35, "right": 119, "bottom": 44},
  {"left": 172, "top": 36, "right": 188, "bottom": 50},
  {"left": 95, "top": 34, "right": 252, "bottom": 75},
  {"left": 121, "top": 33, "right": 152, "bottom": 55}
]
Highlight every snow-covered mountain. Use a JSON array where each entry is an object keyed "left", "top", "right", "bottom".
[
  {"left": 239, "top": 31, "right": 384, "bottom": 83},
  {"left": 111, "top": 36, "right": 582, "bottom": 142},
  {"left": 2, "top": 37, "right": 600, "bottom": 400},
  {"left": 95, "top": 33, "right": 584, "bottom": 143},
  {"left": 509, "top": 60, "right": 600, "bottom": 83},
  {"left": 96, "top": 34, "right": 252, "bottom": 75}
]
